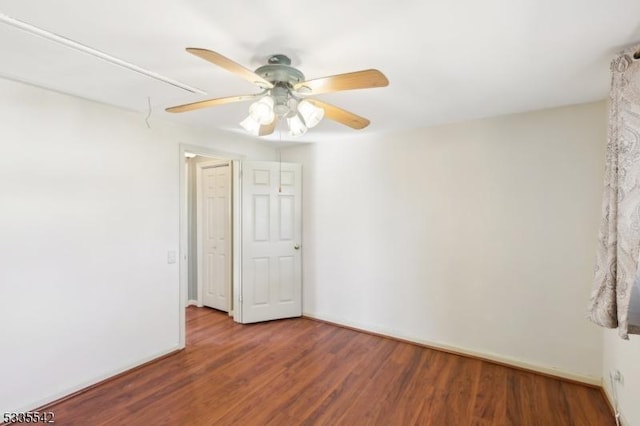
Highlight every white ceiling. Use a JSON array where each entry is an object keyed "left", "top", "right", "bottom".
[{"left": 0, "top": 0, "right": 638, "bottom": 143}]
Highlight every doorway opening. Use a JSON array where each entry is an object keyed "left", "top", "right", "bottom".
[
  {"left": 187, "top": 154, "right": 232, "bottom": 312},
  {"left": 178, "top": 145, "right": 303, "bottom": 348},
  {"left": 178, "top": 144, "right": 242, "bottom": 348}
]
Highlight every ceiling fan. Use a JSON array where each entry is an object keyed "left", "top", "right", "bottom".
[{"left": 165, "top": 48, "right": 389, "bottom": 137}]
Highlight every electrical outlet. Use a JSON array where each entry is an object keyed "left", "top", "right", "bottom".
[
  {"left": 613, "top": 369, "right": 624, "bottom": 385},
  {"left": 167, "top": 251, "right": 177, "bottom": 264}
]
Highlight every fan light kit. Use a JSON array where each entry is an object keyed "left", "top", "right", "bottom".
[{"left": 166, "top": 48, "right": 389, "bottom": 137}]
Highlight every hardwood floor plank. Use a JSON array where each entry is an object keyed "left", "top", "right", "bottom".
[
  {"left": 506, "top": 368, "right": 538, "bottom": 426},
  {"left": 301, "top": 336, "right": 400, "bottom": 425},
  {"left": 561, "top": 381, "right": 616, "bottom": 426},
  {"left": 13, "top": 307, "right": 615, "bottom": 426},
  {"left": 471, "top": 361, "right": 508, "bottom": 425},
  {"left": 369, "top": 345, "right": 433, "bottom": 425},
  {"left": 414, "top": 351, "right": 459, "bottom": 424},
  {"left": 275, "top": 331, "right": 376, "bottom": 421},
  {"left": 334, "top": 343, "right": 423, "bottom": 425}
]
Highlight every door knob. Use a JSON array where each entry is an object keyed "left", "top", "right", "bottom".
[{"left": 294, "top": 244, "right": 300, "bottom": 250}]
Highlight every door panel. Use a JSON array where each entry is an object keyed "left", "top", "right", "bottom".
[
  {"left": 253, "top": 195, "right": 270, "bottom": 241},
  {"left": 253, "top": 258, "right": 270, "bottom": 305},
  {"left": 279, "top": 196, "right": 294, "bottom": 240},
  {"left": 278, "top": 256, "right": 295, "bottom": 302},
  {"left": 241, "top": 161, "right": 302, "bottom": 323}
]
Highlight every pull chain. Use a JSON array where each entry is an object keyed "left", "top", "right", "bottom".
[{"left": 278, "top": 129, "right": 282, "bottom": 193}]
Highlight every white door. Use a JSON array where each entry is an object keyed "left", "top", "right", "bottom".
[
  {"left": 240, "top": 161, "right": 302, "bottom": 323},
  {"left": 197, "top": 161, "right": 231, "bottom": 312}
]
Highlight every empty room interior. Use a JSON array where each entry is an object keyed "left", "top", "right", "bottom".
[{"left": 2, "top": 1, "right": 640, "bottom": 425}]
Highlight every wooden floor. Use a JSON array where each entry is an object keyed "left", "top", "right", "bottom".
[{"left": 35, "top": 307, "right": 613, "bottom": 425}]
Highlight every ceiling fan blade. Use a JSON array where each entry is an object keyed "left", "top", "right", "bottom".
[
  {"left": 294, "top": 69, "right": 388, "bottom": 95},
  {"left": 186, "top": 48, "right": 274, "bottom": 89},
  {"left": 166, "top": 94, "right": 260, "bottom": 113},
  {"left": 259, "top": 117, "right": 279, "bottom": 136},
  {"left": 308, "top": 99, "right": 370, "bottom": 129}
]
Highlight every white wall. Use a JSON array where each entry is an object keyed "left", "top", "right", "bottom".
[
  {"left": 0, "top": 77, "right": 274, "bottom": 413},
  {"left": 283, "top": 101, "right": 607, "bottom": 382}
]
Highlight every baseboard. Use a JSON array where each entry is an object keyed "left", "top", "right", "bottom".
[
  {"left": 10, "top": 346, "right": 182, "bottom": 415},
  {"left": 303, "top": 312, "right": 602, "bottom": 387},
  {"left": 186, "top": 299, "right": 198, "bottom": 307}
]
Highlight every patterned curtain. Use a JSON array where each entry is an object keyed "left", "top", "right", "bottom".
[{"left": 588, "top": 46, "right": 640, "bottom": 339}]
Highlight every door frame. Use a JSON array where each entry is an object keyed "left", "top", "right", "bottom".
[{"left": 178, "top": 143, "right": 243, "bottom": 349}]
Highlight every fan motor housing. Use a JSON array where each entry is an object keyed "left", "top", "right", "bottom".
[{"left": 255, "top": 55, "right": 305, "bottom": 86}]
